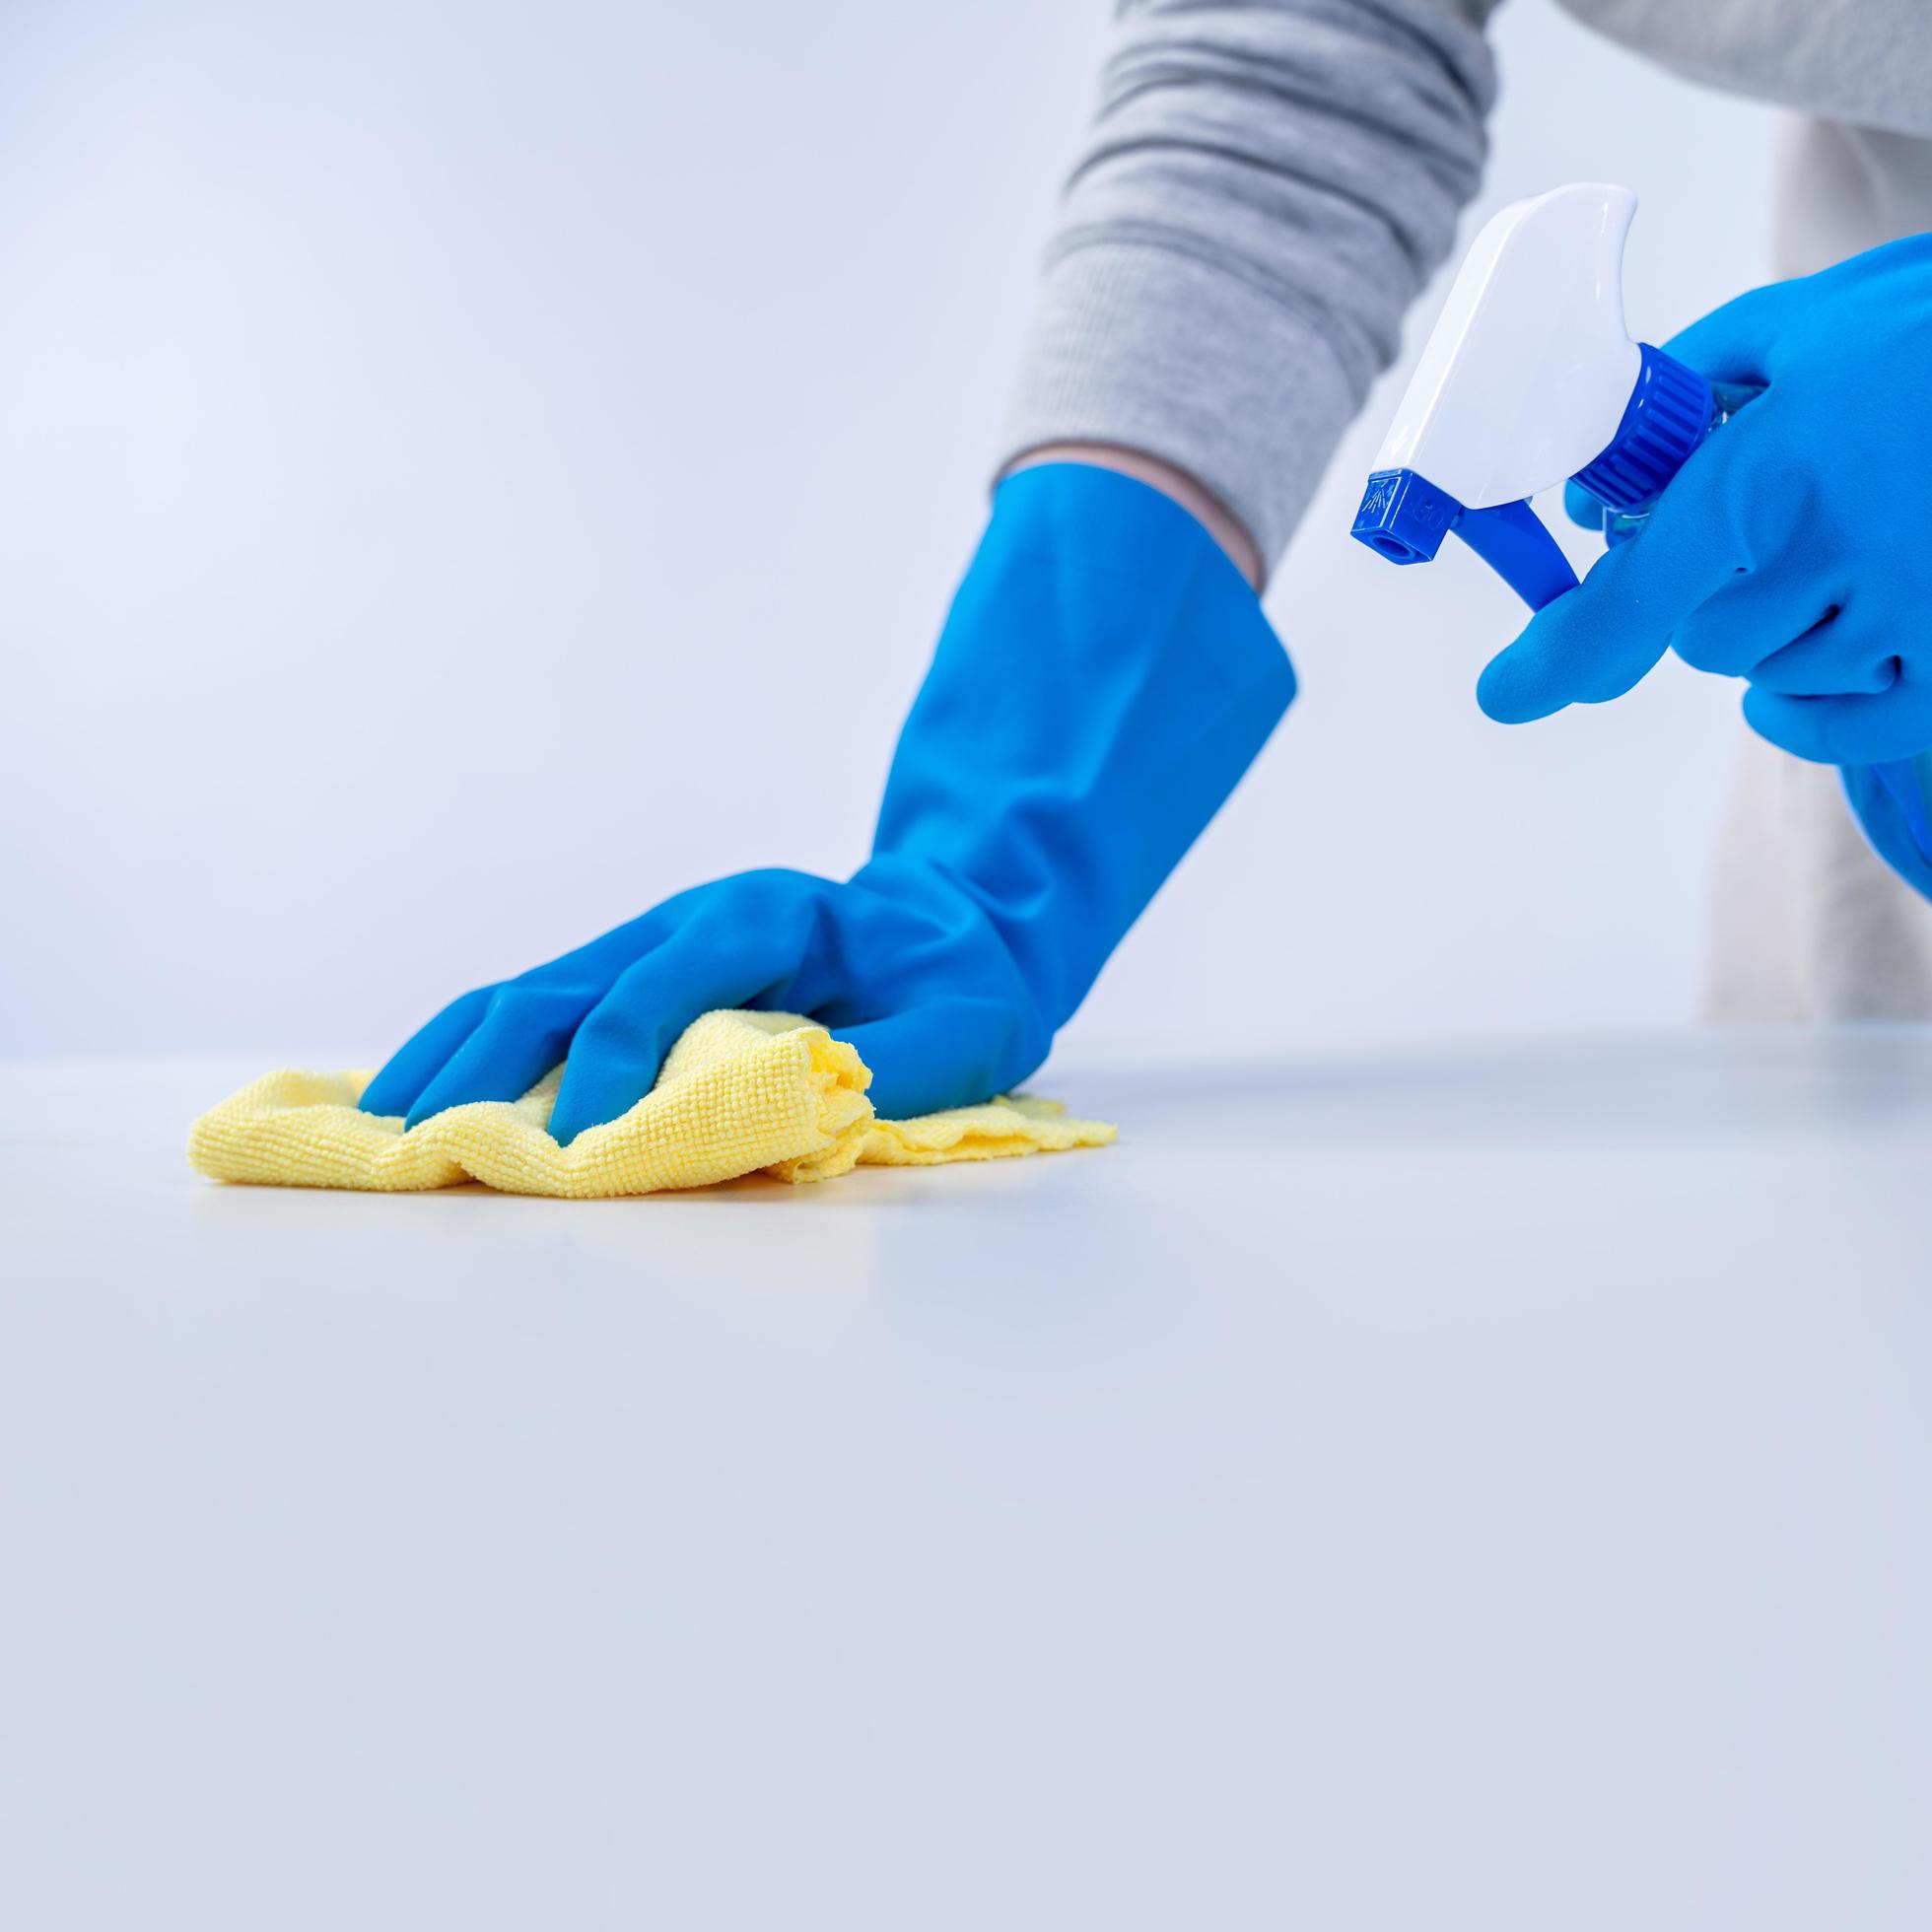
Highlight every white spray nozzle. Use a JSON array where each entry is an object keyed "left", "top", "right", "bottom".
[
  {"left": 1350, "top": 181, "right": 1717, "bottom": 613},
  {"left": 1377, "top": 182, "right": 1641, "bottom": 509}
]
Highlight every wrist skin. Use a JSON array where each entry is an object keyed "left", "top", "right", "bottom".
[{"left": 1000, "top": 442, "right": 1266, "bottom": 591}]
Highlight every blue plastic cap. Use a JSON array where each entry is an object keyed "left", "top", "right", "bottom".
[
  {"left": 1571, "top": 343, "right": 1715, "bottom": 514},
  {"left": 1351, "top": 467, "right": 1460, "bottom": 564}
]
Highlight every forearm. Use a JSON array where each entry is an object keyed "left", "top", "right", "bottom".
[{"left": 1002, "top": 0, "right": 1501, "bottom": 577}]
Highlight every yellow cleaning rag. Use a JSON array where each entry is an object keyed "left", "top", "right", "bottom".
[{"left": 187, "top": 1008, "right": 1114, "bottom": 1197}]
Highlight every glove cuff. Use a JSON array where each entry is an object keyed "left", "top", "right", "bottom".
[{"left": 868, "top": 462, "right": 1296, "bottom": 1031}]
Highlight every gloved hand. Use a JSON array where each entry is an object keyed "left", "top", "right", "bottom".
[
  {"left": 1477, "top": 234, "right": 1932, "bottom": 773},
  {"left": 359, "top": 463, "right": 1294, "bottom": 1144}
]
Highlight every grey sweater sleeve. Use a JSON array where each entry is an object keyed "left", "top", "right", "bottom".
[{"left": 1000, "top": 0, "right": 1501, "bottom": 572}]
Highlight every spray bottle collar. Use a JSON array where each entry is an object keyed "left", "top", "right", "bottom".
[{"left": 1571, "top": 343, "right": 1715, "bottom": 514}]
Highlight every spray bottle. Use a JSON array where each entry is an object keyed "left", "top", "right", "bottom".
[{"left": 1349, "top": 181, "right": 1932, "bottom": 858}]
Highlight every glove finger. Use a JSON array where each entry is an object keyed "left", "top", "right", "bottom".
[
  {"left": 1749, "top": 602, "right": 1906, "bottom": 699},
  {"left": 545, "top": 912, "right": 804, "bottom": 1147},
  {"left": 1476, "top": 547, "right": 1671, "bottom": 722},
  {"left": 1668, "top": 562, "right": 1841, "bottom": 680},
  {"left": 1663, "top": 281, "right": 1787, "bottom": 387},
  {"left": 390, "top": 902, "right": 705, "bottom": 1127},
  {"left": 359, "top": 984, "right": 496, "bottom": 1117},
  {"left": 834, "top": 996, "right": 1037, "bottom": 1121},
  {"left": 1478, "top": 412, "right": 1764, "bottom": 724},
  {"left": 1743, "top": 681, "right": 1932, "bottom": 767},
  {"left": 404, "top": 978, "right": 608, "bottom": 1128}
]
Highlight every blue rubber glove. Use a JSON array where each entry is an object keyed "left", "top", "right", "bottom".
[
  {"left": 1476, "top": 235, "right": 1932, "bottom": 889},
  {"left": 1552, "top": 496, "right": 1932, "bottom": 897},
  {"left": 359, "top": 464, "right": 1294, "bottom": 1143},
  {"left": 1842, "top": 754, "right": 1932, "bottom": 899}
]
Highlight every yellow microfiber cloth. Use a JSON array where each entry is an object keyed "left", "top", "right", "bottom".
[{"left": 187, "top": 1009, "right": 1114, "bottom": 1197}]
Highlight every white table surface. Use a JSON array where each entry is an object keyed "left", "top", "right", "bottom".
[{"left": 5, "top": 1031, "right": 1931, "bottom": 1929}]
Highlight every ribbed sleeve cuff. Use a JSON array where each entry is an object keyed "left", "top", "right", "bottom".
[{"left": 997, "top": 240, "right": 1364, "bottom": 574}]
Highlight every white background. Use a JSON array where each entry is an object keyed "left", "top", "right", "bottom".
[{"left": 0, "top": 0, "right": 1779, "bottom": 1064}]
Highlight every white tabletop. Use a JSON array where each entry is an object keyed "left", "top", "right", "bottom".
[{"left": 6, "top": 1031, "right": 1931, "bottom": 1929}]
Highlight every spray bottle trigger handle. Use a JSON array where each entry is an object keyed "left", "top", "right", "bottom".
[{"left": 1454, "top": 500, "right": 1578, "bottom": 612}]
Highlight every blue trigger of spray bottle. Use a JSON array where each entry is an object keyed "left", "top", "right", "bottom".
[{"left": 1349, "top": 180, "right": 1932, "bottom": 867}]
